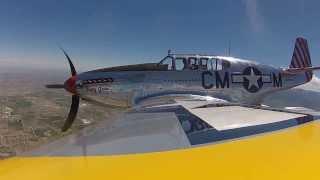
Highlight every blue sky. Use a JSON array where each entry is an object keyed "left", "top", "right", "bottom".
[{"left": 0, "top": 0, "right": 319, "bottom": 72}]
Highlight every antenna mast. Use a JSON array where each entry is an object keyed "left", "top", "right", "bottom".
[{"left": 228, "top": 40, "right": 231, "bottom": 56}]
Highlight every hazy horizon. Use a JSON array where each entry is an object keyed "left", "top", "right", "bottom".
[{"left": 0, "top": 0, "right": 320, "bottom": 75}]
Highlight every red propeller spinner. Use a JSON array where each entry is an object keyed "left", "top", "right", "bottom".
[{"left": 64, "top": 75, "right": 77, "bottom": 94}]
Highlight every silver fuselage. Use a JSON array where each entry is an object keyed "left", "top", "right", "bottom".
[{"left": 74, "top": 58, "right": 308, "bottom": 107}]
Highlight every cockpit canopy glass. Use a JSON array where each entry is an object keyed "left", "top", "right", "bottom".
[{"left": 159, "top": 56, "right": 231, "bottom": 71}]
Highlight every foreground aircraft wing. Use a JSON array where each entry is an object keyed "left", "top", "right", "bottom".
[
  {"left": 138, "top": 94, "right": 312, "bottom": 132},
  {"left": 1, "top": 95, "right": 320, "bottom": 179},
  {"left": 176, "top": 100, "right": 312, "bottom": 131}
]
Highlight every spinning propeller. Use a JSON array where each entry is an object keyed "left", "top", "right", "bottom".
[{"left": 46, "top": 49, "right": 80, "bottom": 132}]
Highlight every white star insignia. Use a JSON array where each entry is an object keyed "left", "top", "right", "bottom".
[{"left": 244, "top": 68, "right": 260, "bottom": 89}]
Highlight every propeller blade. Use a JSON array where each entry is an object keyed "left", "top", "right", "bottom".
[
  {"left": 61, "top": 95, "right": 80, "bottom": 132},
  {"left": 45, "top": 84, "right": 65, "bottom": 89},
  {"left": 60, "top": 48, "right": 77, "bottom": 76}
]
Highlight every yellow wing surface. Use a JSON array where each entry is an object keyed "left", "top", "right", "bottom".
[{"left": 1, "top": 103, "right": 319, "bottom": 179}]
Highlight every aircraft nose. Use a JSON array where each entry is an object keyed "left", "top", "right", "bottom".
[{"left": 64, "top": 76, "right": 77, "bottom": 94}]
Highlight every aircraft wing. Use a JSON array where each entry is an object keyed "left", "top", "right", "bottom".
[
  {"left": 0, "top": 96, "right": 319, "bottom": 179},
  {"left": 177, "top": 100, "right": 311, "bottom": 130}
]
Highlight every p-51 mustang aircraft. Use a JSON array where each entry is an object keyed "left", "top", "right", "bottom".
[{"left": 47, "top": 37, "right": 319, "bottom": 131}]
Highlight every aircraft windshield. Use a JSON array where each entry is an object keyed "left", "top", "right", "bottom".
[{"left": 159, "top": 56, "right": 174, "bottom": 70}]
